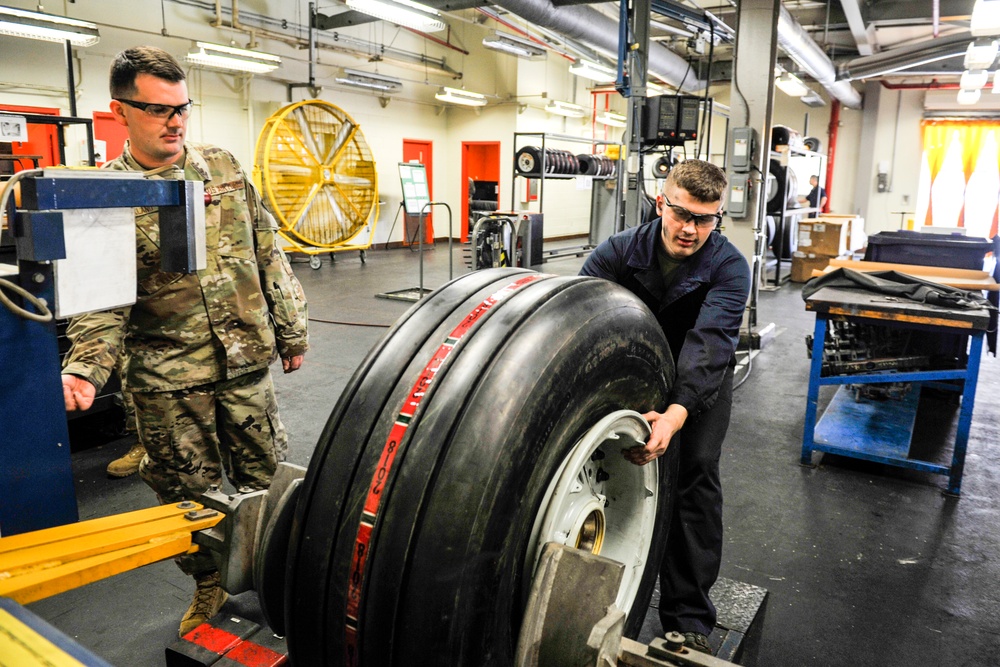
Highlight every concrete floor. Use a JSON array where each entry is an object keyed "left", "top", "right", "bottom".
[{"left": 26, "top": 241, "right": 1000, "bottom": 666}]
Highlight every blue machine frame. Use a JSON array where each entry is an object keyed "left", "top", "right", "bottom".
[{"left": 1, "top": 174, "right": 200, "bottom": 536}]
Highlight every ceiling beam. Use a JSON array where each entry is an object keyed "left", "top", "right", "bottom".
[
  {"left": 863, "top": 0, "right": 969, "bottom": 23},
  {"left": 838, "top": 0, "right": 876, "bottom": 55}
]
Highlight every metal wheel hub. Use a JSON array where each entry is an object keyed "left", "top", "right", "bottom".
[{"left": 527, "top": 410, "right": 658, "bottom": 616}]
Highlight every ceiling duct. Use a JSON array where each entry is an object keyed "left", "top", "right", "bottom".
[
  {"left": 493, "top": 0, "right": 863, "bottom": 107},
  {"left": 838, "top": 31, "right": 973, "bottom": 81},
  {"left": 777, "top": 6, "right": 863, "bottom": 108},
  {"left": 492, "top": 0, "right": 707, "bottom": 93}
]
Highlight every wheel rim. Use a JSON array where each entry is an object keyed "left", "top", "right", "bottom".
[{"left": 526, "top": 410, "right": 658, "bottom": 618}]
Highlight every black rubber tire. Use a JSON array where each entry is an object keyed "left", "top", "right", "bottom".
[
  {"left": 766, "top": 159, "right": 786, "bottom": 215},
  {"left": 652, "top": 155, "right": 672, "bottom": 178},
  {"left": 285, "top": 269, "right": 675, "bottom": 667},
  {"left": 568, "top": 153, "right": 580, "bottom": 175},
  {"left": 254, "top": 479, "right": 301, "bottom": 637},
  {"left": 515, "top": 147, "right": 542, "bottom": 175},
  {"left": 577, "top": 153, "right": 599, "bottom": 176}
]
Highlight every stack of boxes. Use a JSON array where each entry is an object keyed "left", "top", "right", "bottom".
[{"left": 790, "top": 214, "right": 867, "bottom": 282}]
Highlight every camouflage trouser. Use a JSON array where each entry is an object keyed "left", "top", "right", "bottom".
[{"left": 134, "top": 367, "right": 288, "bottom": 575}]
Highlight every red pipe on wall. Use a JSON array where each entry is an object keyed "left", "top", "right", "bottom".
[
  {"left": 824, "top": 99, "right": 840, "bottom": 214},
  {"left": 881, "top": 79, "right": 995, "bottom": 91},
  {"left": 404, "top": 25, "right": 469, "bottom": 55}
]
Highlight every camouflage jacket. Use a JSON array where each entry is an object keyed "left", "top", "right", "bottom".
[{"left": 62, "top": 142, "right": 309, "bottom": 393}]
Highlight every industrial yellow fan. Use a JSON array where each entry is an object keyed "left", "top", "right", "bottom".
[{"left": 254, "top": 99, "right": 378, "bottom": 268}]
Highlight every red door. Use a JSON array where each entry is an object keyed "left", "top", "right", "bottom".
[
  {"left": 0, "top": 104, "right": 60, "bottom": 171},
  {"left": 93, "top": 111, "right": 128, "bottom": 166},
  {"left": 461, "top": 142, "right": 501, "bottom": 242},
  {"left": 402, "top": 139, "right": 433, "bottom": 244}
]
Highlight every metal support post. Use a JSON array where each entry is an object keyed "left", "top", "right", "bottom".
[
  {"left": 622, "top": 0, "right": 652, "bottom": 231},
  {"left": 728, "top": 0, "right": 780, "bottom": 328}
]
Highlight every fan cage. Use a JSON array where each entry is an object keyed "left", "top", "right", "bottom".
[{"left": 254, "top": 99, "right": 378, "bottom": 252}]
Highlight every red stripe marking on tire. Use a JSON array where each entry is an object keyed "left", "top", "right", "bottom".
[{"left": 344, "top": 274, "right": 545, "bottom": 666}]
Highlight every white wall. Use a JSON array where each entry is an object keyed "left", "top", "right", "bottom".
[{"left": 855, "top": 88, "right": 926, "bottom": 234}]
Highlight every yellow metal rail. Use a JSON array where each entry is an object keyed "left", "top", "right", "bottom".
[{"left": 0, "top": 502, "right": 224, "bottom": 604}]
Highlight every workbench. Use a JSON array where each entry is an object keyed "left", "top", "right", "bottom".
[{"left": 801, "top": 286, "right": 992, "bottom": 495}]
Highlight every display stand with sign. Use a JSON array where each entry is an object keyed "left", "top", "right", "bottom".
[{"left": 377, "top": 162, "right": 453, "bottom": 302}]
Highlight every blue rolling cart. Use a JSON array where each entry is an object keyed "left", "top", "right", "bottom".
[{"left": 801, "top": 286, "right": 991, "bottom": 496}]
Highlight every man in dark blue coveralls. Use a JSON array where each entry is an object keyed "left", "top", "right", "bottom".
[{"left": 580, "top": 159, "right": 750, "bottom": 655}]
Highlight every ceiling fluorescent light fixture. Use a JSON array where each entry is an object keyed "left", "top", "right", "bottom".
[
  {"left": 596, "top": 111, "right": 627, "bottom": 127},
  {"left": 800, "top": 90, "right": 826, "bottom": 107},
  {"left": 335, "top": 68, "right": 403, "bottom": 92},
  {"left": 957, "top": 88, "right": 982, "bottom": 104},
  {"left": 545, "top": 100, "right": 587, "bottom": 118},
  {"left": 775, "top": 73, "right": 810, "bottom": 97},
  {"left": 435, "top": 86, "right": 487, "bottom": 107},
  {"left": 569, "top": 58, "right": 617, "bottom": 83},
  {"left": 965, "top": 40, "right": 999, "bottom": 70},
  {"left": 482, "top": 30, "right": 545, "bottom": 59},
  {"left": 346, "top": 0, "right": 445, "bottom": 33},
  {"left": 0, "top": 6, "right": 99, "bottom": 46},
  {"left": 961, "top": 68, "right": 990, "bottom": 89},
  {"left": 186, "top": 42, "right": 281, "bottom": 74},
  {"left": 971, "top": 0, "right": 1000, "bottom": 37}
]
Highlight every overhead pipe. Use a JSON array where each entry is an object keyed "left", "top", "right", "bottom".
[
  {"left": 287, "top": 2, "right": 318, "bottom": 101},
  {"left": 777, "top": 6, "right": 863, "bottom": 108},
  {"left": 881, "top": 79, "right": 995, "bottom": 90},
  {"left": 839, "top": 31, "right": 971, "bottom": 81},
  {"left": 403, "top": 26, "right": 469, "bottom": 55},
  {"left": 494, "top": 0, "right": 863, "bottom": 106},
  {"left": 824, "top": 99, "right": 839, "bottom": 214},
  {"left": 213, "top": 0, "right": 257, "bottom": 48},
  {"left": 491, "top": 0, "right": 707, "bottom": 93}
]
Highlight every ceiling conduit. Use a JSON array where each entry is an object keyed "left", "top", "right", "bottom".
[
  {"left": 838, "top": 31, "right": 971, "bottom": 81},
  {"left": 494, "top": 0, "right": 864, "bottom": 108},
  {"left": 777, "top": 6, "right": 863, "bottom": 108},
  {"left": 491, "top": 0, "right": 707, "bottom": 92}
]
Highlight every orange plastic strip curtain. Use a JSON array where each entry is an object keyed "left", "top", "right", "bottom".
[{"left": 917, "top": 119, "right": 1000, "bottom": 238}]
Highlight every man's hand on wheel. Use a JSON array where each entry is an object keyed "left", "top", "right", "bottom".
[{"left": 622, "top": 404, "right": 689, "bottom": 466}]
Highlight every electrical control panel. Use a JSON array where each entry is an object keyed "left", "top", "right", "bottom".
[{"left": 641, "top": 95, "right": 701, "bottom": 147}]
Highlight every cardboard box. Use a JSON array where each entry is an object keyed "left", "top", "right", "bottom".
[
  {"left": 797, "top": 219, "right": 849, "bottom": 257},
  {"left": 790, "top": 252, "right": 832, "bottom": 283},
  {"left": 815, "top": 214, "right": 866, "bottom": 252}
]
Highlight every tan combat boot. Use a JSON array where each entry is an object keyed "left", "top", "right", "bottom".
[
  {"left": 178, "top": 570, "right": 228, "bottom": 637},
  {"left": 106, "top": 442, "right": 146, "bottom": 478}
]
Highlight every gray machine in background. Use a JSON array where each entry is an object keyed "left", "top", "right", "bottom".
[{"left": 469, "top": 211, "right": 544, "bottom": 270}]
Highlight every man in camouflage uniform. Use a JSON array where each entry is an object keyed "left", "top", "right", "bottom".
[{"left": 61, "top": 46, "right": 308, "bottom": 637}]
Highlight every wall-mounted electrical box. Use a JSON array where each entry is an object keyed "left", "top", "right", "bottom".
[
  {"left": 641, "top": 95, "right": 701, "bottom": 147},
  {"left": 729, "top": 127, "right": 757, "bottom": 173},
  {"left": 727, "top": 173, "right": 751, "bottom": 219}
]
